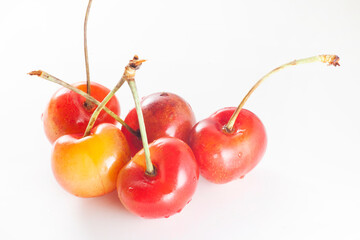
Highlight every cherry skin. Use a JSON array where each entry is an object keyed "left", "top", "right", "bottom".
[
  {"left": 188, "top": 107, "right": 267, "bottom": 184},
  {"left": 117, "top": 137, "right": 199, "bottom": 218},
  {"left": 43, "top": 82, "right": 120, "bottom": 143},
  {"left": 52, "top": 123, "right": 130, "bottom": 198},
  {"left": 121, "top": 92, "right": 196, "bottom": 156}
]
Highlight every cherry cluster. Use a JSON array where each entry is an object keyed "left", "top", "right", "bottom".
[{"left": 29, "top": 1, "right": 340, "bottom": 219}]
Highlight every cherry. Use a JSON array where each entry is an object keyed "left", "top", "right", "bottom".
[
  {"left": 189, "top": 107, "right": 266, "bottom": 184},
  {"left": 42, "top": 82, "right": 120, "bottom": 143},
  {"left": 34, "top": 0, "right": 126, "bottom": 144},
  {"left": 116, "top": 70, "right": 199, "bottom": 218},
  {"left": 188, "top": 55, "right": 340, "bottom": 184},
  {"left": 29, "top": 71, "right": 138, "bottom": 137},
  {"left": 121, "top": 92, "right": 196, "bottom": 156},
  {"left": 52, "top": 123, "right": 130, "bottom": 197},
  {"left": 117, "top": 137, "right": 199, "bottom": 218}
]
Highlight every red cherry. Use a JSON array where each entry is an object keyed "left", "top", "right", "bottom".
[
  {"left": 43, "top": 82, "right": 120, "bottom": 143},
  {"left": 188, "top": 55, "right": 340, "bottom": 184},
  {"left": 117, "top": 137, "right": 199, "bottom": 218},
  {"left": 188, "top": 107, "right": 266, "bottom": 184},
  {"left": 121, "top": 92, "right": 196, "bottom": 156}
]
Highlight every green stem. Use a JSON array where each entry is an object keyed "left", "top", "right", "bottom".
[
  {"left": 28, "top": 70, "right": 139, "bottom": 137},
  {"left": 128, "top": 80, "right": 154, "bottom": 175},
  {"left": 83, "top": 55, "right": 146, "bottom": 137},
  {"left": 83, "top": 79, "right": 126, "bottom": 137},
  {"left": 84, "top": 0, "right": 93, "bottom": 96},
  {"left": 224, "top": 54, "right": 340, "bottom": 132}
]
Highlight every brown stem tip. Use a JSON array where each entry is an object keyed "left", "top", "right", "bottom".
[
  {"left": 320, "top": 55, "right": 340, "bottom": 67},
  {"left": 129, "top": 55, "right": 146, "bottom": 70},
  {"left": 28, "top": 70, "right": 42, "bottom": 76}
]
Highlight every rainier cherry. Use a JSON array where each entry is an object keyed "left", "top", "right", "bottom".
[
  {"left": 52, "top": 123, "right": 130, "bottom": 197},
  {"left": 121, "top": 92, "right": 196, "bottom": 156},
  {"left": 37, "top": 0, "right": 120, "bottom": 144},
  {"left": 188, "top": 55, "right": 340, "bottom": 184}
]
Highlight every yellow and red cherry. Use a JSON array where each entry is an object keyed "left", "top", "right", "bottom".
[
  {"left": 121, "top": 92, "right": 196, "bottom": 156},
  {"left": 43, "top": 82, "right": 120, "bottom": 143},
  {"left": 52, "top": 123, "right": 130, "bottom": 197},
  {"left": 117, "top": 137, "right": 199, "bottom": 218},
  {"left": 189, "top": 55, "right": 340, "bottom": 184}
]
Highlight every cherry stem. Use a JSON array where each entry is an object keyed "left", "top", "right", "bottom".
[
  {"left": 127, "top": 79, "right": 154, "bottom": 176},
  {"left": 83, "top": 55, "right": 146, "bottom": 137},
  {"left": 84, "top": 0, "right": 93, "bottom": 96},
  {"left": 224, "top": 54, "right": 340, "bottom": 132},
  {"left": 28, "top": 70, "right": 139, "bottom": 137}
]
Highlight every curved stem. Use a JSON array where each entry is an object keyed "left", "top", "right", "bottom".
[
  {"left": 224, "top": 54, "right": 340, "bottom": 132},
  {"left": 128, "top": 80, "right": 154, "bottom": 175},
  {"left": 28, "top": 70, "right": 139, "bottom": 137},
  {"left": 84, "top": 0, "right": 93, "bottom": 96},
  {"left": 83, "top": 56, "right": 146, "bottom": 137}
]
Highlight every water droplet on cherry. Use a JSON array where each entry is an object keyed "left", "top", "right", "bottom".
[{"left": 238, "top": 153, "right": 242, "bottom": 158}]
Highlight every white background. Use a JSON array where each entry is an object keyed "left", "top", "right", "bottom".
[{"left": 1, "top": 0, "right": 360, "bottom": 239}]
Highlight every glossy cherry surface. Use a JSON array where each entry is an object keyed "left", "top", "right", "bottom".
[
  {"left": 121, "top": 92, "right": 196, "bottom": 156},
  {"left": 188, "top": 107, "right": 267, "bottom": 184},
  {"left": 117, "top": 137, "right": 199, "bottom": 218},
  {"left": 43, "top": 82, "right": 120, "bottom": 143},
  {"left": 52, "top": 123, "right": 130, "bottom": 197}
]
